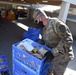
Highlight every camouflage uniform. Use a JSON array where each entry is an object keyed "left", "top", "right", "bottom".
[
  {"left": 33, "top": 9, "right": 74, "bottom": 75},
  {"left": 42, "top": 17, "right": 74, "bottom": 75}
]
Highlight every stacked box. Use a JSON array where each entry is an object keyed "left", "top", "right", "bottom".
[
  {"left": 23, "top": 27, "right": 40, "bottom": 41},
  {"left": 12, "top": 38, "right": 51, "bottom": 75},
  {"left": 0, "top": 55, "right": 11, "bottom": 75}
]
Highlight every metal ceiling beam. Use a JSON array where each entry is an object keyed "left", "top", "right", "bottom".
[
  {"left": 0, "top": 1, "right": 27, "bottom": 6},
  {"left": 0, "top": 0, "right": 76, "bottom": 7}
]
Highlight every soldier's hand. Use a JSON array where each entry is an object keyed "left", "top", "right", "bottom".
[{"left": 44, "top": 51, "right": 54, "bottom": 63}]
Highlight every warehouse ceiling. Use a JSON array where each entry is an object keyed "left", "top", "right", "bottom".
[
  {"left": 0, "top": 0, "right": 76, "bottom": 7},
  {"left": 0, "top": 0, "right": 62, "bottom": 5}
]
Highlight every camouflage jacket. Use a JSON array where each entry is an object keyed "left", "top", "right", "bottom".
[{"left": 42, "top": 17, "right": 74, "bottom": 60}]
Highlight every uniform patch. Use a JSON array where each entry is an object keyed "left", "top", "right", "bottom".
[{"left": 59, "top": 25, "right": 66, "bottom": 32}]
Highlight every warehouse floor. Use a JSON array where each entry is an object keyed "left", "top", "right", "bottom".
[{"left": 0, "top": 19, "right": 76, "bottom": 75}]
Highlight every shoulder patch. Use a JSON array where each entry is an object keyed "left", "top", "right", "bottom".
[{"left": 59, "top": 25, "right": 66, "bottom": 32}]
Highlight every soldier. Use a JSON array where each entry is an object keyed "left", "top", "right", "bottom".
[{"left": 33, "top": 8, "right": 74, "bottom": 75}]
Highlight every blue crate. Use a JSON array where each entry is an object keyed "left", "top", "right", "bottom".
[
  {"left": 23, "top": 27, "right": 40, "bottom": 41},
  {"left": 13, "top": 60, "right": 36, "bottom": 75},
  {"left": 13, "top": 59, "right": 50, "bottom": 75},
  {"left": 12, "top": 38, "right": 51, "bottom": 75},
  {"left": 41, "top": 64, "right": 50, "bottom": 75},
  {"left": 0, "top": 55, "right": 11, "bottom": 75}
]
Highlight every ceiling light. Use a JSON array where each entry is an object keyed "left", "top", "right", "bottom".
[
  {"left": 24, "top": 1, "right": 26, "bottom": 3},
  {"left": 42, "top": 0, "right": 48, "bottom": 3},
  {"left": 21, "top": 0, "right": 24, "bottom": 1}
]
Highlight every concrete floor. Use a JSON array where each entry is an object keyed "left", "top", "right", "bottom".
[{"left": 0, "top": 19, "right": 76, "bottom": 75}]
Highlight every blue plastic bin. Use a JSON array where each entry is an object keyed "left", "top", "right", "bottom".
[
  {"left": 0, "top": 55, "right": 11, "bottom": 75},
  {"left": 12, "top": 38, "right": 51, "bottom": 75},
  {"left": 23, "top": 27, "right": 40, "bottom": 41},
  {"left": 41, "top": 64, "right": 49, "bottom": 75},
  {"left": 13, "top": 60, "right": 36, "bottom": 75}
]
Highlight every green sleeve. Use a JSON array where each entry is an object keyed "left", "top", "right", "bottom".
[{"left": 51, "top": 20, "right": 74, "bottom": 59}]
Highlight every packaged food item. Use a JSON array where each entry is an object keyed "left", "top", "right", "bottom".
[
  {"left": 17, "top": 41, "right": 48, "bottom": 59},
  {"left": 17, "top": 42, "right": 27, "bottom": 51},
  {"left": 32, "top": 48, "right": 37, "bottom": 53},
  {"left": 38, "top": 47, "right": 48, "bottom": 57},
  {"left": 17, "top": 42, "right": 34, "bottom": 50},
  {"left": 32, "top": 53, "right": 43, "bottom": 60}
]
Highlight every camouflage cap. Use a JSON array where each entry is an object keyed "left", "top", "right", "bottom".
[{"left": 33, "top": 8, "right": 47, "bottom": 22}]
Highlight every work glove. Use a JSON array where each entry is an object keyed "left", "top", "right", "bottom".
[
  {"left": 36, "top": 39, "right": 45, "bottom": 45},
  {"left": 44, "top": 51, "right": 54, "bottom": 63}
]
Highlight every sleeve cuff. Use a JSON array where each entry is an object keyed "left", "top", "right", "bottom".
[{"left": 51, "top": 48, "right": 59, "bottom": 56}]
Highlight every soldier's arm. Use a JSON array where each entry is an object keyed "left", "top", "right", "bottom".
[{"left": 51, "top": 21, "right": 73, "bottom": 57}]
